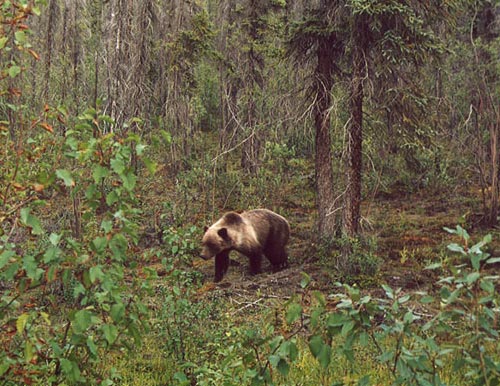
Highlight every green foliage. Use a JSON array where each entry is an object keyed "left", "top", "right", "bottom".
[
  {"left": 1, "top": 109, "right": 152, "bottom": 384},
  {"left": 282, "top": 227, "right": 500, "bottom": 385},
  {"left": 429, "top": 226, "right": 500, "bottom": 385},
  {"left": 318, "top": 235, "right": 381, "bottom": 284},
  {"left": 192, "top": 61, "right": 221, "bottom": 131}
]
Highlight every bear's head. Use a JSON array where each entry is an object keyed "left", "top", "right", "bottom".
[{"left": 200, "top": 212, "right": 243, "bottom": 260}]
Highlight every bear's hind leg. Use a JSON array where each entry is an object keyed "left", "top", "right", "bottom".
[
  {"left": 249, "top": 254, "right": 263, "bottom": 275},
  {"left": 214, "top": 251, "right": 230, "bottom": 282},
  {"left": 266, "top": 246, "right": 289, "bottom": 272}
]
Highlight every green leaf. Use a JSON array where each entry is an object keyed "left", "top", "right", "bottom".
[
  {"left": 49, "top": 233, "right": 62, "bottom": 246},
  {"left": 341, "top": 320, "right": 355, "bottom": 336},
  {"left": 92, "top": 165, "right": 109, "bottom": 182},
  {"left": 106, "top": 190, "right": 120, "bottom": 206},
  {"left": 403, "top": 311, "right": 416, "bottom": 324},
  {"left": 111, "top": 302, "right": 125, "bottom": 322},
  {"left": 111, "top": 158, "right": 125, "bottom": 175},
  {"left": 16, "top": 313, "right": 29, "bottom": 334},
  {"left": 308, "top": 335, "right": 331, "bottom": 369},
  {"left": 399, "top": 294, "right": 411, "bottom": 303},
  {"left": 23, "top": 254, "right": 43, "bottom": 280},
  {"left": 109, "top": 233, "right": 128, "bottom": 261},
  {"left": 56, "top": 169, "right": 75, "bottom": 187},
  {"left": 276, "top": 358, "right": 290, "bottom": 376},
  {"left": 280, "top": 340, "right": 298, "bottom": 362},
  {"left": 0, "top": 250, "right": 15, "bottom": 269},
  {"left": 173, "top": 372, "right": 189, "bottom": 383},
  {"left": 14, "top": 31, "right": 26, "bottom": 44},
  {"left": 0, "top": 362, "right": 9, "bottom": 377},
  {"left": 286, "top": 302, "right": 302, "bottom": 324},
  {"left": 20, "top": 208, "right": 44, "bottom": 235},
  {"left": 425, "top": 262, "right": 442, "bottom": 270},
  {"left": 136, "top": 143, "right": 147, "bottom": 155},
  {"left": 121, "top": 172, "right": 137, "bottom": 191},
  {"left": 92, "top": 236, "right": 108, "bottom": 254},
  {"left": 43, "top": 246, "right": 61, "bottom": 263},
  {"left": 24, "top": 340, "right": 34, "bottom": 363},
  {"left": 60, "top": 358, "right": 82, "bottom": 382},
  {"left": 73, "top": 310, "right": 93, "bottom": 333},
  {"left": 486, "top": 257, "right": 500, "bottom": 264},
  {"left": 102, "top": 324, "right": 118, "bottom": 345},
  {"left": 471, "top": 253, "right": 481, "bottom": 270},
  {"left": 0, "top": 37, "right": 8, "bottom": 50},
  {"left": 101, "top": 220, "right": 113, "bottom": 233},
  {"left": 300, "top": 272, "right": 311, "bottom": 288},
  {"left": 87, "top": 336, "right": 98, "bottom": 357},
  {"left": 143, "top": 157, "right": 157, "bottom": 175},
  {"left": 8, "top": 65, "right": 21, "bottom": 78},
  {"left": 456, "top": 225, "right": 470, "bottom": 240},
  {"left": 466, "top": 272, "right": 480, "bottom": 284},
  {"left": 447, "top": 243, "right": 465, "bottom": 254},
  {"left": 382, "top": 284, "right": 394, "bottom": 299},
  {"left": 326, "top": 312, "right": 350, "bottom": 328},
  {"left": 89, "top": 266, "right": 104, "bottom": 283},
  {"left": 420, "top": 295, "right": 435, "bottom": 304},
  {"left": 160, "top": 130, "right": 172, "bottom": 144},
  {"left": 268, "top": 354, "right": 280, "bottom": 368},
  {"left": 379, "top": 350, "right": 394, "bottom": 363}
]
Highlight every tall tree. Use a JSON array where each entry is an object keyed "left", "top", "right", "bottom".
[
  {"left": 289, "top": 0, "right": 460, "bottom": 261},
  {"left": 341, "top": 1, "right": 458, "bottom": 241},
  {"left": 343, "top": 11, "right": 367, "bottom": 238},
  {"left": 288, "top": 4, "right": 346, "bottom": 238},
  {"left": 469, "top": 1, "right": 500, "bottom": 225}
]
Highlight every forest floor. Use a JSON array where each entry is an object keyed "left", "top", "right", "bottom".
[{"left": 188, "top": 186, "right": 497, "bottom": 316}]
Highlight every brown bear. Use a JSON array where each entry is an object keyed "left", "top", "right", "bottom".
[{"left": 200, "top": 209, "right": 290, "bottom": 282}]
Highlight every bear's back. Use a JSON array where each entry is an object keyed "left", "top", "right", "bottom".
[{"left": 241, "top": 209, "right": 290, "bottom": 247}]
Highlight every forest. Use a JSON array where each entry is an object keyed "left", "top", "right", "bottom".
[{"left": 1, "top": 0, "right": 500, "bottom": 385}]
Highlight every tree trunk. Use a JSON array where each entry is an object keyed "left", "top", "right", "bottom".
[
  {"left": 72, "top": 2, "right": 80, "bottom": 115},
  {"left": 44, "top": 0, "right": 57, "bottom": 100},
  {"left": 314, "top": 37, "right": 337, "bottom": 238},
  {"left": 489, "top": 122, "right": 499, "bottom": 224},
  {"left": 241, "top": 2, "right": 263, "bottom": 175},
  {"left": 343, "top": 14, "right": 367, "bottom": 239}
]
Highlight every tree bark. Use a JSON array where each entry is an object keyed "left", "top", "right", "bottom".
[
  {"left": 314, "top": 37, "right": 337, "bottom": 238},
  {"left": 343, "top": 13, "right": 367, "bottom": 239},
  {"left": 241, "top": 0, "right": 263, "bottom": 175},
  {"left": 44, "top": 0, "right": 57, "bottom": 100}
]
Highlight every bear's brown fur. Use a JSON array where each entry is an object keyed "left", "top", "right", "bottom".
[{"left": 200, "top": 209, "right": 290, "bottom": 282}]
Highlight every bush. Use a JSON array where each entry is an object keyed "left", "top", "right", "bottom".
[{"left": 0, "top": 110, "right": 153, "bottom": 385}]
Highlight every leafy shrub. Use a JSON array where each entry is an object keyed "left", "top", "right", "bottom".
[
  {"left": 252, "top": 227, "right": 500, "bottom": 385},
  {"left": 303, "top": 226, "right": 500, "bottom": 385},
  {"left": 318, "top": 235, "right": 381, "bottom": 284},
  {"left": 0, "top": 110, "right": 152, "bottom": 384}
]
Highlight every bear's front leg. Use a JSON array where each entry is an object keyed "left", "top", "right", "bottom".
[
  {"left": 214, "top": 250, "right": 230, "bottom": 282},
  {"left": 249, "top": 254, "right": 263, "bottom": 276}
]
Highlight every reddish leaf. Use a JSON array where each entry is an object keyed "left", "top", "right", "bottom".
[
  {"left": 9, "top": 87, "right": 22, "bottom": 96},
  {"left": 28, "top": 49, "right": 40, "bottom": 60},
  {"left": 12, "top": 182, "right": 25, "bottom": 191},
  {"left": 33, "top": 183, "right": 44, "bottom": 192},
  {"left": 39, "top": 122, "right": 53, "bottom": 133}
]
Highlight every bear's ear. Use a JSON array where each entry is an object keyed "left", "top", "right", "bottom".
[
  {"left": 223, "top": 212, "right": 243, "bottom": 225},
  {"left": 217, "top": 228, "right": 231, "bottom": 241},
  {"left": 204, "top": 226, "right": 209, "bottom": 233}
]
